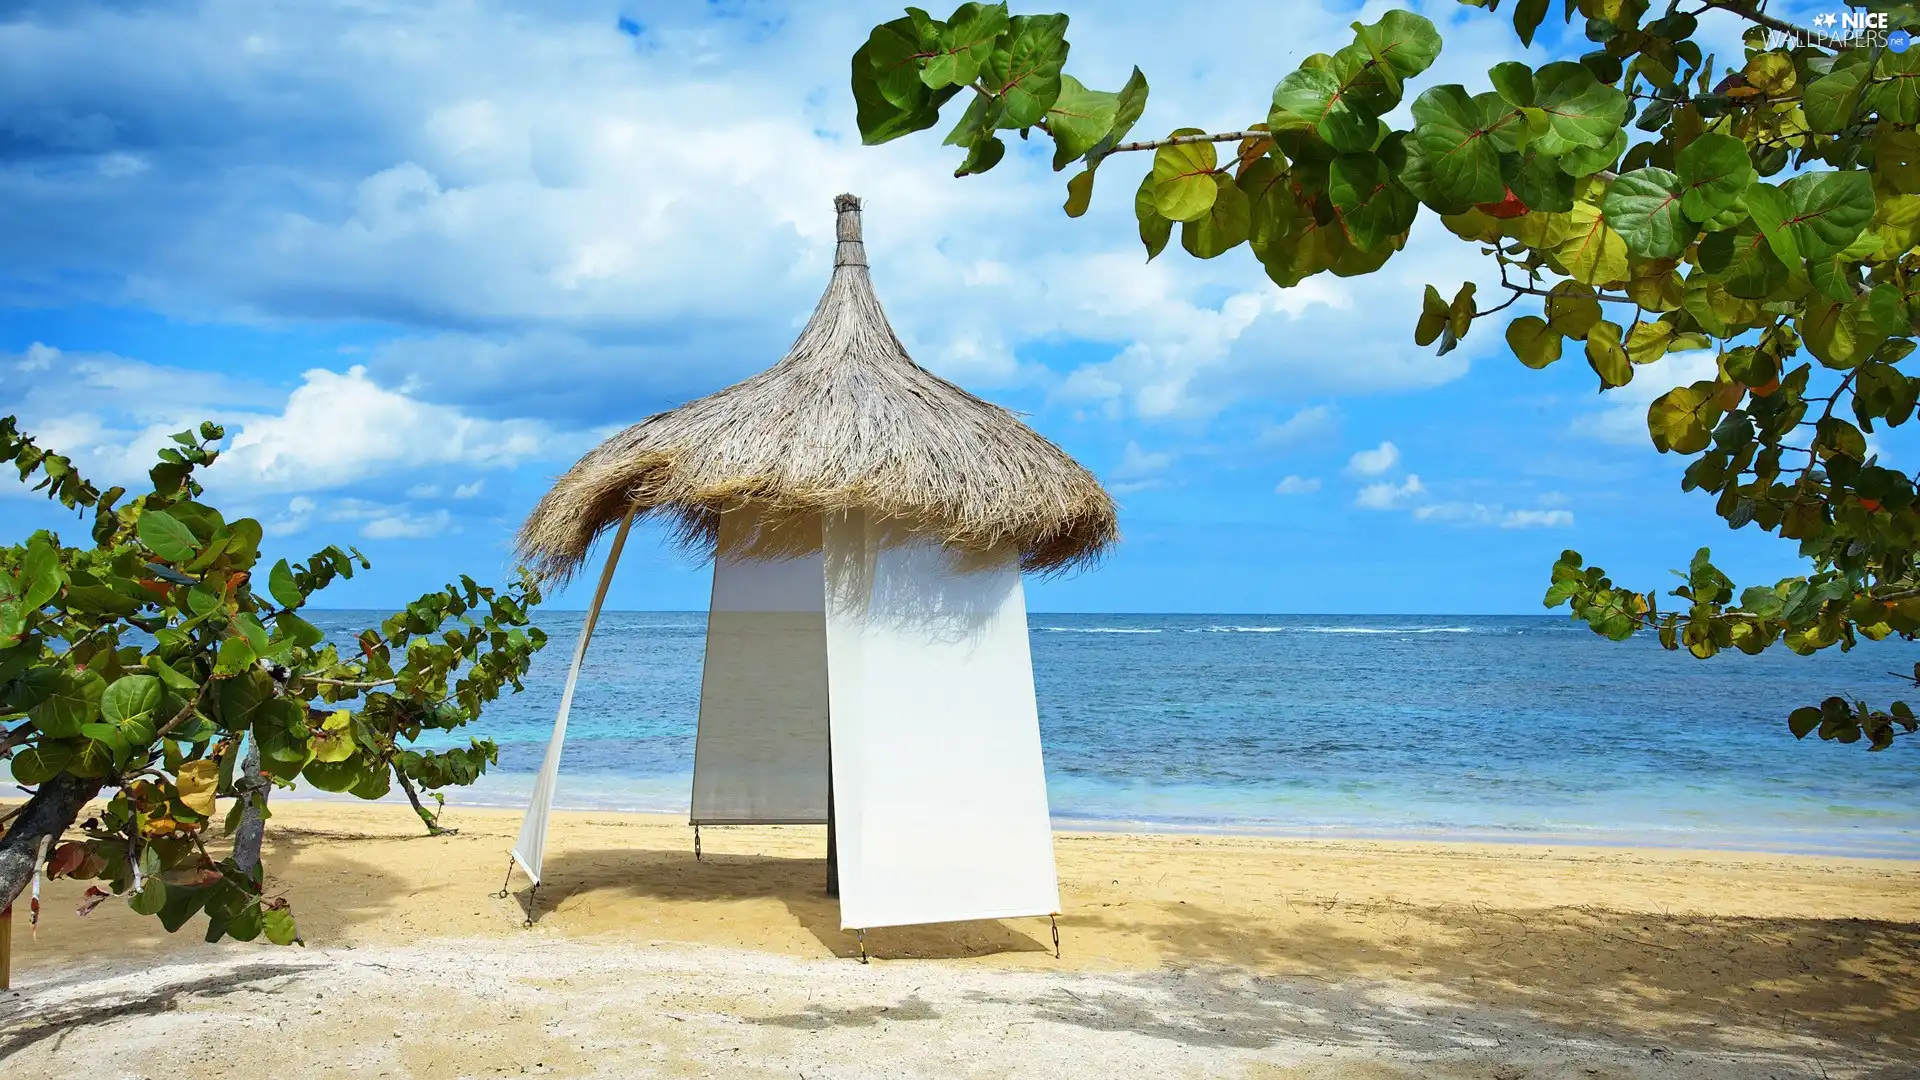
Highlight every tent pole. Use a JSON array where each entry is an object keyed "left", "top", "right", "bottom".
[
  {"left": 825, "top": 736, "right": 839, "bottom": 898},
  {"left": 505, "top": 506, "right": 636, "bottom": 912}
]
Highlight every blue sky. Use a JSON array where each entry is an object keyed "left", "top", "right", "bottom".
[{"left": 0, "top": 0, "right": 1865, "bottom": 612}]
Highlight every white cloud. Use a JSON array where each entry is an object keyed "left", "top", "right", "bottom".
[
  {"left": 1260, "top": 404, "right": 1338, "bottom": 447},
  {"left": 1274, "top": 475, "right": 1321, "bottom": 495},
  {"left": 1501, "top": 509, "right": 1575, "bottom": 528},
  {"left": 0, "top": 1, "right": 1520, "bottom": 430},
  {"left": 1355, "top": 474, "right": 1425, "bottom": 509},
  {"left": 453, "top": 480, "right": 485, "bottom": 499},
  {"left": 360, "top": 508, "right": 454, "bottom": 539},
  {"left": 263, "top": 496, "right": 316, "bottom": 537},
  {"left": 1114, "top": 441, "right": 1173, "bottom": 479},
  {"left": 1345, "top": 441, "right": 1402, "bottom": 477},
  {"left": 219, "top": 365, "right": 547, "bottom": 492},
  {"left": 1412, "top": 501, "right": 1573, "bottom": 528}
]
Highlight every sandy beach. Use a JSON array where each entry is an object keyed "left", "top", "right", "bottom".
[{"left": 4, "top": 800, "right": 1918, "bottom": 1078}]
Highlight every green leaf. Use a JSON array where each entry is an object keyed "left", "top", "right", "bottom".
[
  {"left": 1409, "top": 85, "right": 1506, "bottom": 206},
  {"left": 1870, "top": 47, "right": 1920, "bottom": 124},
  {"left": 1555, "top": 126, "right": 1626, "bottom": 178},
  {"left": 862, "top": 17, "right": 936, "bottom": 111},
  {"left": 1788, "top": 706, "right": 1822, "bottom": 739},
  {"left": 10, "top": 741, "right": 71, "bottom": 785},
  {"left": 1507, "top": 315, "right": 1563, "bottom": 368},
  {"left": 1135, "top": 172, "right": 1172, "bottom": 259},
  {"left": 919, "top": 2, "right": 1007, "bottom": 89},
  {"left": 20, "top": 533, "right": 63, "bottom": 610},
  {"left": 1181, "top": 174, "right": 1250, "bottom": 258},
  {"left": 302, "top": 755, "right": 367, "bottom": 792},
  {"left": 1511, "top": 0, "right": 1549, "bottom": 47},
  {"left": 1602, "top": 169, "right": 1696, "bottom": 258},
  {"left": 1558, "top": 201, "right": 1630, "bottom": 285},
  {"left": 1675, "top": 133, "right": 1754, "bottom": 223},
  {"left": 1585, "top": 320, "right": 1632, "bottom": 387},
  {"left": 1504, "top": 150, "right": 1574, "bottom": 213},
  {"left": 137, "top": 510, "right": 200, "bottom": 563},
  {"left": 1623, "top": 320, "right": 1674, "bottom": 364},
  {"left": 1085, "top": 66, "right": 1149, "bottom": 165},
  {"left": 1546, "top": 280, "right": 1603, "bottom": 339},
  {"left": 1151, "top": 132, "right": 1219, "bottom": 221},
  {"left": 1063, "top": 168, "right": 1094, "bottom": 217},
  {"left": 1272, "top": 67, "right": 1375, "bottom": 155},
  {"left": 30, "top": 669, "right": 106, "bottom": 739},
  {"left": 1804, "top": 66, "right": 1865, "bottom": 133},
  {"left": 1489, "top": 61, "right": 1534, "bottom": 107},
  {"left": 852, "top": 28, "right": 958, "bottom": 145},
  {"left": 309, "top": 710, "right": 359, "bottom": 764},
  {"left": 981, "top": 12, "right": 1068, "bottom": 128},
  {"left": 1046, "top": 74, "right": 1119, "bottom": 169},
  {"left": 942, "top": 90, "right": 1001, "bottom": 147},
  {"left": 1648, "top": 381, "right": 1719, "bottom": 453},
  {"left": 268, "top": 559, "right": 304, "bottom": 610},
  {"left": 1415, "top": 285, "right": 1449, "bottom": 346},
  {"left": 1782, "top": 171, "right": 1875, "bottom": 259},
  {"left": 1801, "top": 296, "right": 1878, "bottom": 369},
  {"left": 263, "top": 906, "right": 299, "bottom": 946},
  {"left": 1328, "top": 153, "right": 1414, "bottom": 250},
  {"left": 1530, "top": 61, "right": 1628, "bottom": 156},
  {"left": 1352, "top": 9, "right": 1441, "bottom": 81},
  {"left": 101, "top": 674, "right": 162, "bottom": 730},
  {"left": 1704, "top": 225, "right": 1788, "bottom": 299},
  {"left": 955, "top": 132, "right": 1005, "bottom": 176}
]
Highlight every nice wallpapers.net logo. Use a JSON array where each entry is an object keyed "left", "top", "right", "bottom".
[{"left": 1774, "top": 10, "right": 1912, "bottom": 52}]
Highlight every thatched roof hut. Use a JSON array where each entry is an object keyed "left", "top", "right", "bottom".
[{"left": 516, "top": 194, "right": 1117, "bottom": 583}]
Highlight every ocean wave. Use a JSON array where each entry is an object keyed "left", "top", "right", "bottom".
[
  {"left": 1035, "top": 626, "right": 1164, "bottom": 633},
  {"left": 1186, "top": 625, "right": 1476, "bottom": 634}
]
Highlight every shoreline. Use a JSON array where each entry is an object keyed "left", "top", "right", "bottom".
[{"left": 280, "top": 789, "right": 1920, "bottom": 861}]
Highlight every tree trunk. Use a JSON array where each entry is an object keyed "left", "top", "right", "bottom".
[
  {"left": 0, "top": 773, "right": 101, "bottom": 913},
  {"left": 232, "top": 738, "right": 268, "bottom": 874},
  {"left": 396, "top": 769, "right": 455, "bottom": 836}
]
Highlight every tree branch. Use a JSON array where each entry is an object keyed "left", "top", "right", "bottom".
[
  {"left": 1695, "top": 0, "right": 1819, "bottom": 41},
  {"left": 1098, "top": 130, "right": 1266, "bottom": 156}
]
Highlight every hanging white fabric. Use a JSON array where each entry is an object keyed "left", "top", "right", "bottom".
[
  {"left": 823, "top": 511, "right": 1060, "bottom": 931},
  {"left": 690, "top": 514, "right": 830, "bottom": 824},
  {"left": 509, "top": 507, "right": 636, "bottom": 886}
]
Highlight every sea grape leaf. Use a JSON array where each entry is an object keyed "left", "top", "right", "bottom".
[
  {"left": 1782, "top": 171, "right": 1875, "bottom": 259},
  {"left": 1181, "top": 174, "right": 1250, "bottom": 258},
  {"left": 1675, "top": 133, "right": 1755, "bottom": 223},
  {"left": 982, "top": 12, "right": 1069, "bottom": 128},
  {"left": 1507, "top": 315, "right": 1563, "bottom": 368},
  {"left": 1047, "top": 74, "right": 1119, "bottom": 169},
  {"left": 1409, "top": 84, "right": 1505, "bottom": 206},
  {"left": 1152, "top": 131, "right": 1219, "bottom": 221},
  {"left": 1602, "top": 169, "right": 1696, "bottom": 258}
]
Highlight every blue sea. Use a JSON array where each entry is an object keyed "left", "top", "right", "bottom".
[{"left": 306, "top": 611, "right": 1920, "bottom": 857}]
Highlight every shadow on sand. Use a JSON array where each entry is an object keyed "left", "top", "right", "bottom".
[{"left": 531, "top": 845, "right": 1053, "bottom": 962}]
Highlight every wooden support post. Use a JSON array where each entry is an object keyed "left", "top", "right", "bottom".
[{"left": 825, "top": 738, "right": 839, "bottom": 899}]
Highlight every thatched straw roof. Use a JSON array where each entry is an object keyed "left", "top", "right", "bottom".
[{"left": 517, "top": 194, "right": 1118, "bottom": 584}]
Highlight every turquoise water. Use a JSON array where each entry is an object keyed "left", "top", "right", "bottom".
[{"left": 308, "top": 611, "right": 1920, "bottom": 856}]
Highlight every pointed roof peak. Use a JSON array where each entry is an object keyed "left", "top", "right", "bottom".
[
  {"left": 516, "top": 195, "right": 1118, "bottom": 582},
  {"left": 833, "top": 192, "right": 866, "bottom": 269}
]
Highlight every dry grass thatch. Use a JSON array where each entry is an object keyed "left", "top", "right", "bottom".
[{"left": 517, "top": 194, "right": 1118, "bottom": 584}]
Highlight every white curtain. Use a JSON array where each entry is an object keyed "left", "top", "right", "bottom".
[
  {"left": 510, "top": 508, "right": 635, "bottom": 885},
  {"left": 823, "top": 511, "right": 1060, "bottom": 930},
  {"left": 690, "top": 514, "right": 831, "bottom": 825}
]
